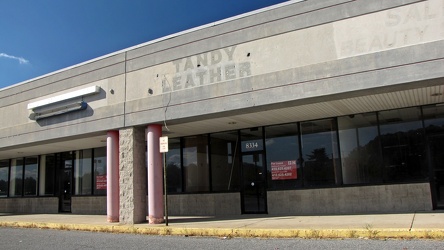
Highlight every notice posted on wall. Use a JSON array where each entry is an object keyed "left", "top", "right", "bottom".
[
  {"left": 96, "top": 175, "right": 107, "bottom": 190},
  {"left": 271, "top": 160, "right": 297, "bottom": 180}
]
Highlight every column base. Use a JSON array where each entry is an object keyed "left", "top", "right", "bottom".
[
  {"left": 147, "top": 215, "right": 165, "bottom": 224},
  {"left": 107, "top": 215, "right": 119, "bottom": 223}
]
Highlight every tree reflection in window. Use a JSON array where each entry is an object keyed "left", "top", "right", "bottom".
[{"left": 301, "top": 119, "right": 341, "bottom": 187}]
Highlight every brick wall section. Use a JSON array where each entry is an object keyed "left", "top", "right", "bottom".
[
  {"left": 168, "top": 193, "right": 241, "bottom": 216},
  {"left": 0, "top": 197, "right": 58, "bottom": 213},
  {"left": 119, "top": 127, "right": 147, "bottom": 224},
  {"left": 71, "top": 196, "right": 106, "bottom": 214},
  {"left": 267, "top": 183, "right": 433, "bottom": 215}
]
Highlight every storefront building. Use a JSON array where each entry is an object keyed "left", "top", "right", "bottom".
[{"left": 0, "top": 0, "right": 443, "bottom": 224}]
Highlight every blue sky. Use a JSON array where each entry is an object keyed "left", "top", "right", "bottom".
[{"left": 0, "top": 0, "right": 289, "bottom": 90}]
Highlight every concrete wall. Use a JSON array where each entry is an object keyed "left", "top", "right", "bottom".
[
  {"left": 267, "top": 183, "right": 433, "bottom": 215},
  {"left": 0, "top": 56, "right": 127, "bottom": 152},
  {"left": 123, "top": 0, "right": 444, "bottom": 130},
  {"left": 166, "top": 183, "right": 433, "bottom": 216},
  {"left": 0, "top": 197, "right": 58, "bottom": 214},
  {"left": 0, "top": 183, "right": 432, "bottom": 215},
  {"left": 71, "top": 196, "right": 106, "bottom": 215},
  {"left": 119, "top": 127, "right": 147, "bottom": 224},
  {"left": 3, "top": 0, "right": 442, "bottom": 150},
  {"left": 0, "top": 196, "right": 106, "bottom": 214},
  {"left": 168, "top": 193, "right": 241, "bottom": 216}
]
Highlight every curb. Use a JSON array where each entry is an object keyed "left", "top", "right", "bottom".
[{"left": 0, "top": 221, "right": 443, "bottom": 239}]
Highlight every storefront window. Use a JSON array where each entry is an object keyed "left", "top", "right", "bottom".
[
  {"left": 423, "top": 105, "right": 444, "bottom": 134},
  {"left": 39, "top": 154, "right": 56, "bottom": 196},
  {"left": 75, "top": 149, "right": 92, "bottom": 195},
  {"left": 379, "top": 107, "right": 427, "bottom": 182},
  {"left": 166, "top": 139, "right": 182, "bottom": 193},
  {"left": 265, "top": 123, "right": 302, "bottom": 190},
  {"left": 423, "top": 105, "right": 444, "bottom": 207},
  {"left": 93, "top": 147, "right": 107, "bottom": 195},
  {"left": 9, "top": 158, "right": 23, "bottom": 197},
  {"left": 183, "top": 135, "right": 209, "bottom": 192},
  {"left": 338, "top": 113, "right": 382, "bottom": 184},
  {"left": 300, "top": 119, "right": 341, "bottom": 187},
  {"left": 24, "top": 157, "right": 38, "bottom": 196},
  {"left": 0, "top": 160, "right": 9, "bottom": 197},
  {"left": 210, "top": 131, "right": 240, "bottom": 192}
]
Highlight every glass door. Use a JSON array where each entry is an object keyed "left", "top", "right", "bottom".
[
  {"left": 59, "top": 152, "right": 73, "bottom": 212},
  {"left": 241, "top": 152, "right": 267, "bottom": 213},
  {"left": 240, "top": 127, "right": 267, "bottom": 214},
  {"left": 60, "top": 169, "right": 72, "bottom": 212}
]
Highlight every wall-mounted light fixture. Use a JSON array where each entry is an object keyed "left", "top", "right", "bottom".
[
  {"left": 29, "top": 101, "right": 87, "bottom": 120},
  {"left": 27, "top": 85, "right": 100, "bottom": 120},
  {"left": 27, "top": 86, "right": 100, "bottom": 110}
]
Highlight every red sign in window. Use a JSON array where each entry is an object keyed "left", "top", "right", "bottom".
[
  {"left": 96, "top": 175, "right": 107, "bottom": 190},
  {"left": 271, "top": 160, "right": 297, "bottom": 180}
]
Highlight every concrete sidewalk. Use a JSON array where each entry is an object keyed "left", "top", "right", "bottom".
[{"left": 0, "top": 212, "right": 443, "bottom": 239}]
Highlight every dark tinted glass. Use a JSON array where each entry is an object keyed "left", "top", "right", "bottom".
[
  {"left": 300, "top": 119, "right": 341, "bottom": 187},
  {"left": 210, "top": 131, "right": 240, "bottom": 192},
  {"left": 379, "top": 107, "right": 427, "bottom": 182},
  {"left": 166, "top": 139, "right": 182, "bottom": 193},
  {"left": 265, "top": 123, "right": 302, "bottom": 189},
  {"left": 338, "top": 113, "right": 382, "bottom": 184},
  {"left": 183, "top": 135, "right": 209, "bottom": 192}
]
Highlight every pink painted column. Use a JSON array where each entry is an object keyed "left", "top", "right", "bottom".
[
  {"left": 106, "top": 131, "right": 119, "bottom": 222},
  {"left": 147, "top": 124, "right": 164, "bottom": 224}
]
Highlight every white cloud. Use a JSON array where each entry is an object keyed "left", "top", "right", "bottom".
[{"left": 0, "top": 53, "right": 29, "bottom": 64}]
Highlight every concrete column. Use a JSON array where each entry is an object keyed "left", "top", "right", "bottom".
[
  {"left": 119, "top": 127, "right": 147, "bottom": 224},
  {"left": 106, "top": 131, "right": 119, "bottom": 222},
  {"left": 147, "top": 124, "right": 164, "bottom": 224}
]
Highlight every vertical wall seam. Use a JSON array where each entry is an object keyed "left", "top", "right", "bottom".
[{"left": 124, "top": 52, "right": 127, "bottom": 128}]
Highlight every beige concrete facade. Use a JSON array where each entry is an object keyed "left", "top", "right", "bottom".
[
  {"left": 0, "top": 0, "right": 443, "bottom": 219},
  {"left": 71, "top": 196, "right": 106, "bottom": 215},
  {"left": 267, "top": 183, "right": 433, "bottom": 215},
  {"left": 168, "top": 193, "right": 241, "bottom": 216},
  {"left": 3, "top": 0, "right": 441, "bottom": 152},
  {"left": 0, "top": 197, "right": 58, "bottom": 214}
]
